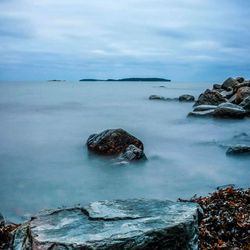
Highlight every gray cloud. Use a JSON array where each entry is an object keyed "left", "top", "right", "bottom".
[{"left": 0, "top": 0, "right": 250, "bottom": 81}]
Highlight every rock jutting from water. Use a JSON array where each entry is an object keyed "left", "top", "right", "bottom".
[
  {"left": 226, "top": 145, "right": 250, "bottom": 155},
  {"left": 86, "top": 128, "right": 146, "bottom": 163},
  {"left": 12, "top": 199, "right": 201, "bottom": 250},
  {"left": 189, "top": 76, "right": 250, "bottom": 119},
  {"left": 179, "top": 94, "right": 195, "bottom": 102}
]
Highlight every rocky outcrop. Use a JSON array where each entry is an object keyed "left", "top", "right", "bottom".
[
  {"left": 226, "top": 145, "right": 250, "bottom": 155},
  {"left": 193, "top": 89, "right": 226, "bottom": 107},
  {"left": 179, "top": 94, "right": 195, "bottom": 102},
  {"left": 13, "top": 199, "right": 201, "bottom": 250},
  {"left": 86, "top": 129, "right": 146, "bottom": 162},
  {"left": 189, "top": 76, "right": 250, "bottom": 119}
]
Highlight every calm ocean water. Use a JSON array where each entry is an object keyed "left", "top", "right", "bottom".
[{"left": 0, "top": 81, "right": 249, "bottom": 222}]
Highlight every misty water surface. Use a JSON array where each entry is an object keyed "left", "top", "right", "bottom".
[{"left": 0, "top": 81, "right": 249, "bottom": 222}]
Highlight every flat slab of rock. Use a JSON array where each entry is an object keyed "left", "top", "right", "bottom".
[{"left": 13, "top": 199, "right": 200, "bottom": 250}]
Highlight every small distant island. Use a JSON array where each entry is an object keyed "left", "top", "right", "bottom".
[
  {"left": 48, "top": 80, "right": 66, "bottom": 82},
  {"left": 79, "top": 77, "right": 171, "bottom": 82}
]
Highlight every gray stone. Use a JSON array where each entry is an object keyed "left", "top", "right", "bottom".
[
  {"left": 236, "top": 77, "right": 245, "bottom": 83},
  {"left": 213, "top": 84, "right": 222, "bottom": 90},
  {"left": 226, "top": 145, "right": 250, "bottom": 155},
  {"left": 117, "top": 144, "right": 147, "bottom": 163},
  {"left": 0, "top": 212, "right": 4, "bottom": 227},
  {"left": 221, "top": 77, "right": 238, "bottom": 90},
  {"left": 149, "top": 95, "right": 166, "bottom": 100},
  {"left": 220, "top": 89, "right": 234, "bottom": 99},
  {"left": 178, "top": 94, "right": 195, "bottom": 102},
  {"left": 13, "top": 199, "right": 201, "bottom": 250},
  {"left": 217, "top": 102, "right": 245, "bottom": 110},
  {"left": 239, "top": 96, "right": 250, "bottom": 110},
  {"left": 193, "top": 105, "right": 217, "bottom": 112},
  {"left": 188, "top": 109, "right": 215, "bottom": 117}
]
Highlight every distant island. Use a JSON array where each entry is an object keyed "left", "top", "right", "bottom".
[
  {"left": 48, "top": 80, "right": 66, "bottom": 82},
  {"left": 79, "top": 78, "right": 171, "bottom": 82}
]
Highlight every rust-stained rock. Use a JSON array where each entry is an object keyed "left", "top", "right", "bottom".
[
  {"left": 193, "top": 89, "right": 227, "bottom": 107},
  {"left": 235, "top": 86, "right": 250, "bottom": 104},
  {"left": 86, "top": 128, "right": 146, "bottom": 162}
]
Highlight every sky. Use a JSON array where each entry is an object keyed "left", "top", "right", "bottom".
[{"left": 0, "top": 0, "right": 250, "bottom": 81}]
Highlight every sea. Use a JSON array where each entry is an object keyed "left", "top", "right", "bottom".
[{"left": 0, "top": 81, "right": 249, "bottom": 223}]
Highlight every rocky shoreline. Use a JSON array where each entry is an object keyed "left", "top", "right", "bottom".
[{"left": 1, "top": 187, "right": 249, "bottom": 249}]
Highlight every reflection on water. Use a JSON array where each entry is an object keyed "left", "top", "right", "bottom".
[{"left": 0, "top": 81, "right": 249, "bottom": 222}]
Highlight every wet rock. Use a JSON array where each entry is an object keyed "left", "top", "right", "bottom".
[
  {"left": 212, "top": 103, "right": 246, "bottom": 119},
  {"left": 0, "top": 212, "right": 4, "bottom": 227},
  {"left": 149, "top": 95, "right": 166, "bottom": 100},
  {"left": 193, "top": 105, "right": 217, "bottom": 112},
  {"left": 239, "top": 96, "right": 250, "bottom": 110},
  {"left": 13, "top": 199, "right": 200, "bottom": 250},
  {"left": 193, "top": 89, "right": 226, "bottom": 107},
  {"left": 117, "top": 144, "right": 147, "bottom": 163},
  {"left": 178, "top": 94, "right": 195, "bottom": 102},
  {"left": 226, "top": 145, "right": 250, "bottom": 155},
  {"left": 228, "top": 93, "right": 237, "bottom": 103},
  {"left": 235, "top": 86, "right": 250, "bottom": 104},
  {"left": 188, "top": 109, "right": 215, "bottom": 117},
  {"left": 86, "top": 129, "right": 145, "bottom": 161},
  {"left": 220, "top": 89, "right": 234, "bottom": 99},
  {"left": 213, "top": 84, "right": 222, "bottom": 90},
  {"left": 236, "top": 76, "right": 245, "bottom": 83},
  {"left": 149, "top": 95, "right": 178, "bottom": 101},
  {"left": 221, "top": 77, "right": 238, "bottom": 90}
]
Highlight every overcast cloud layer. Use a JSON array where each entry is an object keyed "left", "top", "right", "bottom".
[{"left": 0, "top": 0, "right": 249, "bottom": 81}]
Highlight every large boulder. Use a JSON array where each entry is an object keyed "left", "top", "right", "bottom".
[
  {"left": 86, "top": 129, "right": 146, "bottom": 162},
  {"left": 213, "top": 84, "right": 222, "bottom": 90},
  {"left": 213, "top": 103, "right": 246, "bottom": 119},
  {"left": 179, "top": 94, "right": 195, "bottom": 102},
  {"left": 193, "top": 89, "right": 226, "bottom": 107},
  {"left": 13, "top": 199, "right": 201, "bottom": 250},
  {"left": 221, "top": 77, "right": 238, "bottom": 90},
  {"left": 226, "top": 145, "right": 250, "bottom": 155},
  {"left": 235, "top": 86, "right": 250, "bottom": 104}
]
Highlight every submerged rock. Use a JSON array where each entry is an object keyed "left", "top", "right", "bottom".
[
  {"left": 149, "top": 95, "right": 166, "bottom": 100},
  {"left": 179, "top": 94, "right": 195, "bottom": 102},
  {"left": 226, "top": 145, "right": 250, "bottom": 155},
  {"left": 13, "top": 199, "right": 201, "bottom": 250},
  {"left": 86, "top": 129, "right": 146, "bottom": 162},
  {"left": 193, "top": 89, "right": 226, "bottom": 107}
]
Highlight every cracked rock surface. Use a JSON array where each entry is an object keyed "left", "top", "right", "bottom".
[{"left": 13, "top": 199, "right": 200, "bottom": 250}]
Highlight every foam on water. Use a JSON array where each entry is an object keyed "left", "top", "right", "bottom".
[{"left": 0, "top": 81, "right": 249, "bottom": 222}]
